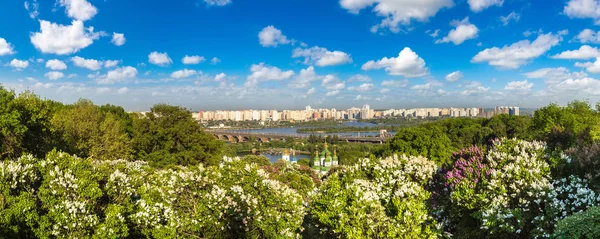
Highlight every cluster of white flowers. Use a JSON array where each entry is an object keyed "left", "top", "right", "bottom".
[
  {"left": 50, "top": 200, "right": 99, "bottom": 237},
  {"left": 478, "top": 139, "right": 551, "bottom": 234},
  {"left": 0, "top": 154, "right": 38, "bottom": 191}
]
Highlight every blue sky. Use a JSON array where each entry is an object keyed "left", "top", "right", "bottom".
[{"left": 1, "top": 0, "right": 600, "bottom": 110}]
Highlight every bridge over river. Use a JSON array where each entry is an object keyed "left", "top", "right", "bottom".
[{"left": 207, "top": 130, "right": 392, "bottom": 144}]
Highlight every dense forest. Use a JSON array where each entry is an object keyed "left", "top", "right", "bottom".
[{"left": 2, "top": 86, "right": 600, "bottom": 238}]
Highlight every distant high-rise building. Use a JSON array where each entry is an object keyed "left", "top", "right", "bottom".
[{"left": 361, "top": 104, "right": 371, "bottom": 119}]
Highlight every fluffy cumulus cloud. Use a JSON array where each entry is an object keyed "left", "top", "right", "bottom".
[
  {"left": 307, "top": 87, "right": 316, "bottom": 95},
  {"left": 30, "top": 20, "right": 100, "bottom": 55},
  {"left": 551, "top": 45, "right": 600, "bottom": 59},
  {"left": 575, "top": 57, "right": 600, "bottom": 73},
  {"left": 111, "top": 33, "right": 126, "bottom": 46},
  {"left": 575, "top": 29, "right": 600, "bottom": 43},
  {"left": 71, "top": 56, "right": 102, "bottom": 70},
  {"left": 0, "top": 38, "right": 15, "bottom": 56},
  {"left": 98, "top": 66, "right": 138, "bottom": 84},
  {"left": 171, "top": 69, "right": 198, "bottom": 79},
  {"left": 381, "top": 80, "right": 409, "bottom": 87},
  {"left": 504, "top": 80, "right": 533, "bottom": 91},
  {"left": 468, "top": 0, "right": 503, "bottom": 12},
  {"left": 471, "top": 32, "right": 564, "bottom": 69},
  {"left": 292, "top": 46, "right": 352, "bottom": 67},
  {"left": 289, "top": 66, "right": 322, "bottom": 88},
  {"left": 46, "top": 59, "right": 67, "bottom": 70},
  {"left": 436, "top": 17, "right": 479, "bottom": 45},
  {"left": 349, "top": 83, "right": 375, "bottom": 92},
  {"left": 500, "top": 12, "right": 520, "bottom": 26},
  {"left": 45, "top": 71, "right": 65, "bottom": 80},
  {"left": 326, "top": 90, "right": 340, "bottom": 96},
  {"left": 348, "top": 74, "right": 372, "bottom": 82},
  {"left": 182, "top": 55, "right": 206, "bottom": 64},
  {"left": 445, "top": 71, "right": 463, "bottom": 82},
  {"left": 148, "top": 51, "right": 172, "bottom": 66},
  {"left": 9, "top": 59, "right": 29, "bottom": 70},
  {"left": 211, "top": 57, "right": 221, "bottom": 64},
  {"left": 58, "top": 0, "right": 98, "bottom": 21},
  {"left": 203, "top": 0, "right": 232, "bottom": 6},
  {"left": 411, "top": 83, "right": 433, "bottom": 90},
  {"left": 258, "top": 26, "right": 290, "bottom": 47},
  {"left": 104, "top": 60, "right": 119, "bottom": 68},
  {"left": 460, "top": 82, "right": 490, "bottom": 95},
  {"left": 524, "top": 67, "right": 588, "bottom": 84},
  {"left": 321, "top": 75, "right": 346, "bottom": 91},
  {"left": 362, "top": 47, "right": 428, "bottom": 77},
  {"left": 563, "top": 0, "right": 600, "bottom": 23},
  {"left": 245, "top": 63, "right": 294, "bottom": 87},
  {"left": 339, "top": 0, "right": 454, "bottom": 33}
]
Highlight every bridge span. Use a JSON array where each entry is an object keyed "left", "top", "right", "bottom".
[{"left": 207, "top": 130, "right": 391, "bottom": 144}]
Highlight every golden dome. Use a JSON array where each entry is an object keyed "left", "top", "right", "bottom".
[{"left": 283, "top": 148, "right": 290, "bottom": 155}]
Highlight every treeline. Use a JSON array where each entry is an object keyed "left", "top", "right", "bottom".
[
  {"left": 378, "top": 101, "right": 600, "bottom": 165},
  {"left": 0, "top": 87, "right": 223, "bottom": 167}
]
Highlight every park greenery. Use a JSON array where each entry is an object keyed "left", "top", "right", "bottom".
[{"left": 2, "top": 86, "right": 600, "bottom": 238}]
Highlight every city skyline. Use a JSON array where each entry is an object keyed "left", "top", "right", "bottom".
[{"left": 1, "top": 0, "right": 600, "bottom": 110}]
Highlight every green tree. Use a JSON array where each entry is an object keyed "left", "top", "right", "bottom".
[
  {"left": 52, "top": 99, "right": 131, "bottom": 160},
  {"left": 132, "top": 104, "right": 223, "bottom": 167},
  {"left": 387, "top": 125, "right": 454, "bottom": 165},
  {"left": 0, "top": 87, "right": 26, "bottom": 158}
]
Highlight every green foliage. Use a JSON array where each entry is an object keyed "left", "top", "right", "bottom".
[
  {"left": 533, "top": 101, "right": 600, "bottom": 149},
  {"left": 387, "top": 125, "right": 454, "bottom": 165},
  {"left": 241, "top": 155, "right": 270, "bottom": 166},
  {"left": 309, "top": 155, "right": 440, "bottom": 238},
  {"left": 132, "top": 104, "right": 223, "bottom": 167},
  {"left": 52, "top": 99, "right": 132, "bottom": 161},
  {"left": 554, "top": 207, "right": 600, "bottom": 239}
]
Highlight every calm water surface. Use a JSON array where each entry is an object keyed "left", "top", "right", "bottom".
[{"left": 223, "top": 121, "right": 395, "bottom": 137}]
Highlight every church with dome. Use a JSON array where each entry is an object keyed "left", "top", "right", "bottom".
[{"left": 313, "top": 142, "right": 338, "bottom": 172}]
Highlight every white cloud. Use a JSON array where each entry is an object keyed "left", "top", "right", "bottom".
[
  {"left": 148, "top": 52, "right": 172, "bottom": 66},
  {"left": 46, "top": 59, "right": 67, "bottom": 70},
  {"left": 321, "top": 75, "right": 346, "bottom": 91},
  {"left": 471, "top": 32, "right": 564, "bottom": 69},
  {"left": 203, "top": 0, "right": 232, "bottom": 6},
  {"left": 10, "top": 59, "right": 29, "bottom": 70},
  {"left": 24, "top": 0, "right": 39, "bottom": 19},
  {"left": 118, "top": 87, "right": 129, "bottom": 94},
  {"left": 381, "top": 80, "right": 409, "bottom": 87},
  {"left": 436, "top": 17, "right": 479, "bottom": 45},
  {"left": 258, "top": 26, "right": 290, "bottom": 47},
  {"left": 575, "top": 57, "right": 600, "bottom": 73},
  {"left": 504, "top": 80, "right": 533, "bottom": 91},
  {"left": 111, "top": 33, "right": 126, "bottom": 46},
  {"left": 45, "top": 71, "right": 65, "bottom": 80},
  {"left": 182, "top": 55, "right": 206, "bottom": 64},
  {"left": 58, "top": 0, "right": 98, "bottom": 21},
  {"left": 348, "top": 74, "right": 372, "bottom": 82},
  {"left": 292, "top": 46, "right": 352, "bottom": 67},
  {"left": 380, "top": 88, "right": 391, "bottom": 93},
  {"left": 411, "top": 83, "right": 433, "bottom": 90},
  {"left": 171, "top": 69, "right": 198, "bottom": 79},
  {"left": 349, "top": 83, "right": 375, "bottom": 92},
  {"left": 524, "top": 67, "right": 589, "bottom": 85},
  {"left": 104, "top": 60, "right": 119, "bottom": 68},
  {"left": 30, "top": 20, "right": 100, "bottom": 55},
  {"left": 564, "top": 0, "right": 600, "bottom": 23},
  {"left": 362, "top": 47, "right": 428, "bottom": 77},
  {"left": 71, "top": 56, "right": 102, "bottom": 70},
  {"left": 67, "top": 74, "right": 77, "bottom": 78},
  {"left": 289, "top": 66, "right": 322, "bottom": 88},
  {"left": 307, "top": 87, "right": 316, "bottom": 95},
  {"left": 427, "top": 29, "right": 440, "bottom": 38},
  {"left": 500, "top": 12, "right": 520, "bottom": 26},
  {"left": 211, "top": 57, "right": 221, "bottom": 64},
  {"left": 551, "top": 45, "right": 600, "bottom": 59},
  {"left": 339, "top": 0, "right": 454, "bottom": 33},
  {"left": 215, "top": 73, "right": 227, "bottom": 81},
  {"left": 354, "top": 95, "right": 372, "bottom": 101},
  {"left": 468, "top": 0, "right": 503, "bottom": 12},
  {"left": 245, "top": 63, "right": 294, "bottom": 87},
  {"left": 326, "top": 90, "right": 340, "bottom": 96},
  {"left": 575, "top": 29, "right": 600, "bottom": 44},
  {"left": 460, "top": 82, "right": 490, "bottom": 95},
  {"left": 445, "top": 71, "right": 463, "bottom": 82},
  {"left": 99, "top": 66, "right": 138, "bottom": 84}
]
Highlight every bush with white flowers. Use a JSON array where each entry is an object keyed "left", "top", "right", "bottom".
[{"left": 309, "top": 154, "right": 440, "bottom": 239}]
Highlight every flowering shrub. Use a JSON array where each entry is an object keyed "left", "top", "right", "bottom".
[
  {"left": 309, "top": 154, "right": 440, "bottom": 238},
  {"left": 0, "top": 152, "right": 305, "bottom": 238},
  {"left": 553, "top": 207, "right": 600, "bottom": 239}
]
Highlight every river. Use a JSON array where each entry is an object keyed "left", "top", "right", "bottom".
[{"left": 222, "top": 121, "right": 396, "bottom": 137}]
